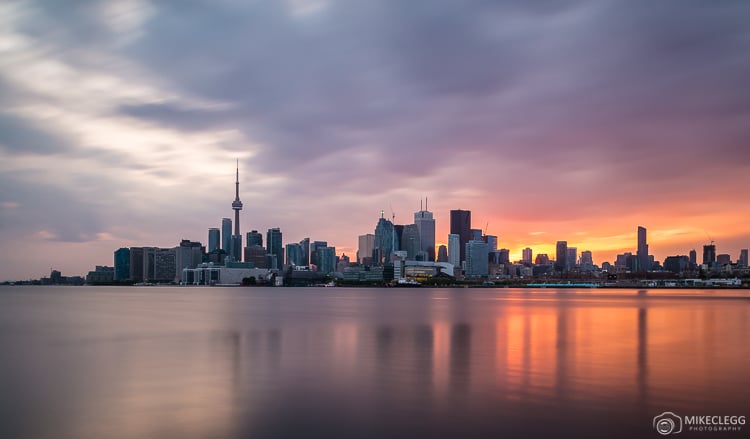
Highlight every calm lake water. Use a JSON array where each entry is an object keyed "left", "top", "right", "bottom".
[{"left": 1, "top": 286, "right": 748, "bottom": 438}]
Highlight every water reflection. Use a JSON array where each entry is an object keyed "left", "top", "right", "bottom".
[{"left": 0, "top": 287, "right": 748, "bottom": 438}]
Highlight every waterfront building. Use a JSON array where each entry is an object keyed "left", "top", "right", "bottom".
[
  {"left": 299, "top": 238, "right": 310, "bottom": 266},
  {"left": 286, "top": 243, "right": 304, "bottom": 266},
  {"left": 114, "top": 247, "right": 130, "bottom": 281},
  {"left": 664, "top": 255, "right": 690, "bottom": 273},
  {"left": 580, "top": 250, "right": 594, "bottom": 270},
  {"left": 176, "top": 240, "right": 204, "bottom": 281},
  {"left": 374, "top": 214, "right": 395, "bottom": 264},
  {"left": 129, "top": 247, "right": 145, "bottom": 282},
  {"left": 689, "top": 249, "right": 697, "bottom": 267},
  {"left": 567, "top": 247, "right": 577, "bottom": 270},
  {"left": 310, "top": 240, "right": 328, "bottom": 267},
  {"left": 244, "top": 245, "right": 267, "bottom": 268},
  {"left": 450, "top": 210, "right": 471, "bottom": 264},
  {"left": 317, "top": 246, "right": 336, "bottom": 274},
  {"left": 740, "top": 249, "right": 749, "bottom": 267},
  {"left": 154, "top": 248, "right": 176, "bottom": 282}
]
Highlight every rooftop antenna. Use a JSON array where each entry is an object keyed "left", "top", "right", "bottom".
[
  {"left": 390, "top": 203, "right": 395, "bottom": 222},
  {"left": 704, "top": 230, "right": 715, "bottom": 246},
  {"left": 484, "top": 221, "right": 489, "bottom": 236}
]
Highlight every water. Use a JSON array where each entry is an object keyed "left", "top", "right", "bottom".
[{"left": 1, "top": 286, "right": 748, "bottom": 438}]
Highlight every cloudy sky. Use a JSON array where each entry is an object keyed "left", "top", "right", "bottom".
[{"left": 1, "top": 0, "right": 749, "bottom": 280}]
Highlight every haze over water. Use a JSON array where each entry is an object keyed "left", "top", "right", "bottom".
[{"left": 1, "top": 286, "right": 748, "bottom": 438}]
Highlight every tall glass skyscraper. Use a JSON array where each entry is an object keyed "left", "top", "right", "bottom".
[
  {"left": 221, "top": 218, "right": 232, "bottom": 254},
  {"left": 450, "top": 210, "right": 471, "bottom": 264},
  {"left": 266, "top": 228, "right": 283, "bottom": 269},
  {"left": 637, "top": 226, "right": 649, "bottom": 272},
  {"left": 555, "top": 241, "right": 568, "bottom": 272},
  {"left": 208, "top": 228, "right": 220, "bottom": 252},
  {"left": 374, "top": 216, "right": 395, "bottom": 264},
  {"left": 414, "top": 204, "right": 436, "bottom": 261},
  {"left": 448, "top": 234, "right": 460, "bottom": 268}
]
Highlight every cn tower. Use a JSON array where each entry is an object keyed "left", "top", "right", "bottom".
[{"left": 232, "top": 159, "right": 243, "bottom": 236}]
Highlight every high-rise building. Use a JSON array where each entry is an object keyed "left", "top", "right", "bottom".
[
  {"left": 664, "top": 255, "right": 690, "bottom": 273},
  {"left": 522, "top": 248, "right": 533, "bottom": 265},
  {"left": 317, "top": 246, "right": 336, "bottom": 274},
  {"left": 310, "top": 240, "right": 328, "bottom": 267},
  {"left": 266, "top": 228, "right": 283, "bottom": 269},
  {"left": 221, "top": 218, "right": 232, "bottom": 255},
  {"left": 244, "top": 245, "right": 267, "bottom": 268},
  {"left": 450, "top": 210, "right": 471, "bottom": 263},
  {"left": 374, "top": 214, "right": 395, "bottom": 264},
  {"left": 176, "top": 240, "right": 203, "bottom": 280},
  {"left": 555, "top": 241, "right": 568, "bottom": 272},
  {"left": 637, "top": 226, "right": 649, "bottom": 272},
  {"left": 471, "top": 229, "right": 483, "bottom": 242},
  {"left": 286, "top": 243, "right": 304, "bottom": 266},
  {"left": 484, "top": 235, "right": 498, "bottom": 252},
  {"left": 716, "top": 254, "right": 731, "bottom": 265},
  {"left": 401, "top": 224, "right": 421, "bottom": 260},
  {"left": 567, "top": 247, "right": 577, "bottom": 270},
  {"left": 129, "top": 247, "right": 144, "bottom": 282},
  {"left": 246, "top": 230, "right": 263, "bottom": 247},
  {"left": 114, "top": 248, "right": 130, "bottom": 281},
  {"left": 580, "top": 250, "right": 593, "bottom": 267},
  {"left": 689, "top": 249, "right": 697, "bottom": 267},
  {"left": 208, "top": 228, "right": 220, "bottom": 252},
  {"left": 465, "top": 240, "right": 489, "bottom": 277},
  {"left": 414, "top": 202, "right": 436, "bottom": 261},
  {"left": 299, "top": 238, "right": 310, "bottom": 266},
  {"left": 535, "top": 254, "right": 549, "bottom": 265},
  {"left": 740, "top": 249, "right": 749, "bottom": 267},
  {"left": 393, "top": 225, "right": 404, "bottom": 252},
  {"left": 357, "top": 234, "right": 375, "bottom": 265},
  {"left": 703, "top": 244, "right": 716, "bottom": 267},
  {"left": 154, "top": 247, "right": 176, "bottom": 282},
  {"left": 231, "top": 161, "right": 244, "bottom": 261},
  {"left": 448, "top": 234, "right": 460, "bottom": 268},
  {"left": 437, "top": 245, "right": 448, "bottom": 263}
]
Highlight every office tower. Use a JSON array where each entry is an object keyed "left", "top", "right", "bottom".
[
  {"left": 357, "top": 234, "right": 375, "bottom": 264},
  {"left": 740, "top": 249, "right": 749, "bottom": 267},
  {"left": 310, "top": 240, "right": 328, "bottom": 267},
  {"left": 208, "top": 228, "right": 220, "bottom": 252},
  {"left": 393, "top": 224, "right": 404, "bottom": 252},
  {"left": 114, "top": 248, "right": 130, "bottom": 281},
  {"left": 246, "top": 230, "right": 263, "bottom": 247},
  {"left": 716, "top": 254, "right": 731, "bottom": 265},
  {"left": 401, "top": 224, "right": 421, "bottom": 259},
  {"left": 497, "top": 249, "right": 510, "bottom": 265},
  {"left": 231, "top": 235, "right": 242, "bottom": 262},
  {"left": 637, "top": 226, "right": 649, "bottom": 272},
  {"left": 437, "top": 245, "right": 448, "bottom": 263},
  {"left": 448, "top": 234, "right": 460, "bottom": 268},
  {"left": 318, "top": 246, "right": 336, "bottom": 274},
  {"left": 471, "top": 228, "right": 483, "bottom": 242},
  {"left": 450, "top": 210, "right": 471, "bottom": 263},
  {"left": 244, "top": 245, "right": 267, "bottom": 268},
  {"left": 664, "top": 255, "right": 690, "bottom": 273},
  {"left": 286, "top": 243, "right": 304, "bottom": 266},
  {"left": 689, "top": 249, "right": 697, "bottom": 267},
  {"left": 465, "top": 240, "right": 489, "bottom": 277},
  {"left": 535, "top": 254, "right": 549, "bottom": 265},
  {"left": 567, "top": 247, "right": 577, "bottom": 270},
  {"left": 580, "top": 250, "right": 593, "bottom": 266},
  {"left": 266, "top": 228, "right": 283, "bottom": 270},
  {"left": 414, "top": 202, "right": 436, "bottom": 261},
  {"left": 299, "top": 238, "right": 310, "bottom": 266},
  {"left": 129, "top": 247, "right": 144, "bottom": 282},
  {"left": 176, "top": 240, "right": 203, "bottom": 280},
  {"left": 703, "top": 244, "right": 716, "bottom": 266},
  {"left": 154, "top": 248, "right": 176, "bottom": 282},
  {"left": 522, "top": 248, "right": 533, "bottom": 265},
  {"left": 484, "top": 235, "right": 498, "bottom": 252},
  {"left": 374, "top": 214, "right": 395, "bottom": 264},
  {"left": 221, "top": 218, "right": 232, "bottom": 254},
  {"left": 555, "top": 241, "right": 568, "bottom": 272}
]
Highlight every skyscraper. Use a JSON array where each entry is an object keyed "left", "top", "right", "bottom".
[
  {"left": 483, "top": 235, "right": 498, "bottom": 252},
  {"left": 266, "top": 228, "right": 283, "bottom": 269},
  {"left": 401, "top": 224, "right": 421, "bottom": 260},
  {"left": 437, "top": 245, "right": 448, "bottom": 263},
  {"left": 299, "top": 238, "right": 310, "bottom": 266},
  {"left": 221, "top": 218, "right": 232, "bottom": 255},
  {"left": 522, "top": 248, "right": 532, "bottom": 265},
  {"left": 689, "top": 249, "right": 697, "bottom": 267},
  {"left": 414, "top": 201, "right": 436, "bottom": 261},
  {"left": 231, "top": 162, "right": 244, "bottom": 262},
  {"left": 703, "top": 244, "right": 716, "bottom": 267},
  {"left": 555, "top": 241, "right": 568, "bottom": 272},
  {"left": 208, "top": 228, "right": 220, "bottom": 252},
  {"left": 317, "top": 246, "right": 336, "bottom": 274},
  {"left": 637, "top": 226, "right": 649, "bottom": 272},
  {"left": 357, "top": 234, "right": 375, "bottom": 264},
  {"left": 567, "top": 247, "right": 578, "bottom": 270},
  {"left": 448, "top": 234, "right": 460, "bottom": 268},
  {"left": 286, "top": 243, "right": 304, "bottom": 266},
  {"left": 246, "top": 230, "right": 263, "bottom": 247},
  {"left": 374, "top": 214, "right": 395, "bottom": 264},
  {"left": 465, "top": 240, "right": 489, "bottom": 277},
  {"left": 114, "top": 247, "right": 130, "bottom": 281},
  {"left": 310, "top": 240, "right": 328, "bottom": 267},
  {"left": 740, "top": 249, "right": 749, "bottom": 267},
  {"left": 450, "top": 210, "right": 471, "bottom": 263}
]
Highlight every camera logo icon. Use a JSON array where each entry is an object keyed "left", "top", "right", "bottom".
[{"left": 653, "top": 412, "right": 683, "bottom": 435}]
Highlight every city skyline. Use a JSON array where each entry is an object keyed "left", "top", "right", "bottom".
[{"left": 1, "top": 1, "right": 750, "bottom": 281}]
